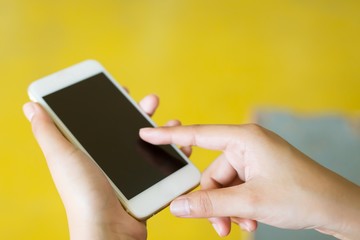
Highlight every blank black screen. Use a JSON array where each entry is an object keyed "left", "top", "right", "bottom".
[{"left": 43, "top": 73, "right": 187, "bottom": 199}]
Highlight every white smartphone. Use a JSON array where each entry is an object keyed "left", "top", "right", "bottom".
[{"left": 28, "top": 60, "right": 200, "bottom": 220}]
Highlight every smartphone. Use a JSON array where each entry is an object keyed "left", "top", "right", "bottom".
[{"left": 28, "top": 60, "right": 200, "bottom": 220}]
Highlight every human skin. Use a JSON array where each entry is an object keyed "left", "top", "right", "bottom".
[{"left": 140, "top": 124, "right": 360, "bottom": 240}]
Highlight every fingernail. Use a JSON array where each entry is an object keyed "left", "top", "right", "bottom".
[
  {"left": 239, "top": 222, "right": 251, "bottom": 232},
  {"left": 23, "top": 103, "right": 35, "bottom": 122},
  {"left": 170, "top": 198, "right": 190, "bottom": 217},
  {"left": 212, "top": 223, "right": 225, "bottom": 237}
]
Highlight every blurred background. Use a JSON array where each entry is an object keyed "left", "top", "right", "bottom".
[{"left": 0, "top": 0, "right": 359, "bottom": 239}]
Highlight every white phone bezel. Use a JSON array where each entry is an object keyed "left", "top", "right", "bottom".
[{"left": 28, "top": 60, "right": 200, "bottom": 219}]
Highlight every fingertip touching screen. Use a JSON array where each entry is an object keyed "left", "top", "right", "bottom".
[{"left": 43, "top": 73, "right": 187, "bottom": 199}]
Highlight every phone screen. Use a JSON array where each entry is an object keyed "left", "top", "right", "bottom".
[{"left": 43, "top": 73, "right": 187, "bottom": 200}]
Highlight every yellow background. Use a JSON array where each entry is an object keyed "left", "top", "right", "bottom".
[{"left": 1, "top": 0, "right": 359, "bottom": 239}]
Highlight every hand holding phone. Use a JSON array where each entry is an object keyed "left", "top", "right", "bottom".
[
  {"left": 27, "top": 60, "right": 200, "bottom": 220},
  {"left": 24, "top": 101, "right": 149, "bottom": 239}
]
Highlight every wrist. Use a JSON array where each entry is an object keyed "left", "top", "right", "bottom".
[{"left": 315, "top": 173, "right": 360, "bottom": 240}]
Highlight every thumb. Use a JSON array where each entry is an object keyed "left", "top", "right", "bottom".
[
  {"left": 23, "top": 102, "right": 76, "bottom": 160},
  {"left": 170, "top": 185, "right": 256, "bottom": 219}
]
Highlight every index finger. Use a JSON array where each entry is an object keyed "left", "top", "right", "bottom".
[{"left": 139, "top": 125, "right": 242, "bottom": 151}]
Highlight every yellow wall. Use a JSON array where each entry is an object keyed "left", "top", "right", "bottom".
[{"left": 1, "top": 0, "right": 359, "bottom": 239}]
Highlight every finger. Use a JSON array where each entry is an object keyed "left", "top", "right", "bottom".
[
  {"left": 201, "top": 153, "right": 238, "bottom": 189},
  {"left": 138, "top": 94, "right": 159, "bottom": 117},
  {"left": 170, "top": 185, "right": 256, "bottom": 219},
  {"left": 23, "top": 102, "right": 76, "bottom": 160},
  {"left": 180, "top": 146, "right": 192, "bottom": 157},
  {"left": 164, "top": 120, "right": 192, "bottom": 157},
  {"left": 164, "top": 119, "right": 181, "bottom": 127},
  {"left": 140, "top": 125, "right": 242, "bottom": 151},
  {"left": 231, "top": 217, "right": 258, "bottom": 232},
  {"left": 209, "top": 217, "right": 231, "bottom": 237},
  {"left": 200, "top": 154, "right": 239, "bottom": 236}
]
